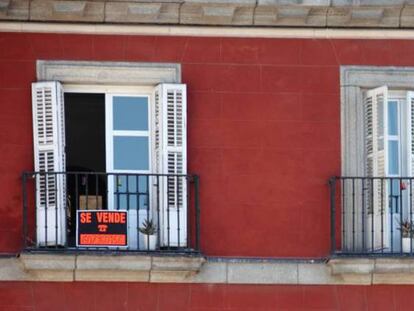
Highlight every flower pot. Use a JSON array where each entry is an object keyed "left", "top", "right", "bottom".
[
  {"left": 143, "top": 234, "right": 157, "bottom": 251},
  {"left": 402, "top": 237, "right": 413, "bottom": 253}
]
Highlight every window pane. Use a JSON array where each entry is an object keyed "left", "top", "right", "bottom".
[
  {"left": 388, "top": 101, "right": 398, "bottom": 135},
  {"left": 388, "top": 140, "right": 399, "bottom": 175},
  {"left": 113, "top": 96, "right": 148, "bottom": 131},
  {"left": 113, "top": 136, "right": 149, "bottom": 170}
]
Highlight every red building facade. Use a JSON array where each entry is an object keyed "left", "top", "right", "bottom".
[{"left": 2, "top": 19, "right": 414, "bottom": 310}]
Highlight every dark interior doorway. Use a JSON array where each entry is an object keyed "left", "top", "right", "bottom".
[{"left": 64, "top": 93, "right": 107, "bottom": 246}]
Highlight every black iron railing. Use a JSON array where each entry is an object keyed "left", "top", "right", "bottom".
[
  {"left": 330, "top": 177, "right": 414, "bottom": 256},
  {"left": 22, "top": 171, "right": 200, "bottom": 254}
]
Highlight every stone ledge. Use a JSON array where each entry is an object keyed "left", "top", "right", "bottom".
[
  {"left": 4, "top": 255, "right": 414, "bottom": 284},
  {"left": 329, "top": 257, "right": 414, "bottom": 284},
  {"left": 19, "top": 253, "right": 205, "bottom": 282}
]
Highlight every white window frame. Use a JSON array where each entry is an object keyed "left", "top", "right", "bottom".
[
  {"left": 33, "top": 61, "right": 187, "bottom": 249},
  {"left": 63, "top": 85, "right": 154, "bottom": 174}
]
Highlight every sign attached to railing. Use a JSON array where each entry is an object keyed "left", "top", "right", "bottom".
[{"left": 76, "top": 210, "right": 128, "bottom": 247}]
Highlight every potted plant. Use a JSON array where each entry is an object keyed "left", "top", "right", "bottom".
[
  {"left": 139, "top": 219, "right": 157, "bottom": 251},
  {"left": 398, "top": 220, "right": 414, "bottom": 253}
]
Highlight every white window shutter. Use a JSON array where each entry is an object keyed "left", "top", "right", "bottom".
[
  {"left": 407, "top": 92, "right": 414, "bottom": 177},
  {"left": 364, "top": 86, "right": 389, "bottom": 251},
  {"left": 365, "top": 86, "right": 388, "bottom": 177},
  {"left": 154, "top": 83, "right": 187, "bottom": 247},
  {"left": 32, "top": 82, "right": 66, "bottom": 246}
]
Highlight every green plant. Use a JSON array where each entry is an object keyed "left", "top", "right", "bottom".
[
  {"left": 139, "top": 219, "right": 157, "bottom": 235},
  {"left": 398, "top": 220, "right": 414, "bottom": 238}
]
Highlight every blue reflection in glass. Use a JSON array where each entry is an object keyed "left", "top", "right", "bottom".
[
  {"left": 114, "top": 136, "right": 149, "bottom": 170},
  {"left": 113, "top": 175, "right": 149, "bottom": 210},
  {"left": 388, "top": 101, "right": 398, "bottom": 135},
  {"left": 113, "top": 96, "right": 148, "bottom": 131},
  {"left": 388, "top": 140, "right": 399, "bottom": 175}
]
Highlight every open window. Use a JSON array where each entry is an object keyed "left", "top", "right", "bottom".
[{"left": 31, "top": 81, "right": 187, "bottom": 250}]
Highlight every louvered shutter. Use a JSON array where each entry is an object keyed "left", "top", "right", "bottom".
[
  {"left": 407, "top": 92, "right": 414, "bottom": 177},
  {"left": 154, "top": 84, "right": 187, "bottom": 247},
  {"left": 406, "top": 92, "right": 414, "bottom": 224},
  {"left": 32, "top": 82, "right": 66, "bottom": 246},
  {"left": 364, "top": 86, "right": 389, "bottom": 251}
]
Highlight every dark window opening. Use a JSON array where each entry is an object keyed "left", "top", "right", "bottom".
[{"left": 64, "top": 93, "right": 107, "bottom": 246}]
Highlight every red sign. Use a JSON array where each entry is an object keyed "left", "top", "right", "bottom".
[{"left": 77, "top": 211, "right": 128, "bottom": 247}]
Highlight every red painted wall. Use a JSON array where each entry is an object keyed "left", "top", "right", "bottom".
[
  {"left": 3, "top": 32, "right": 413, "bottom": 257},
  {"left": 0, "top": 281, "right": 413, "bottom": 311}
]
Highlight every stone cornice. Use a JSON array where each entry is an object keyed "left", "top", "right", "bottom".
[{"left": 3, "top": 1, "right": 414, "bottom": 28}]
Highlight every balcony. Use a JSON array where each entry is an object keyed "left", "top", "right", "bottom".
[
  {"left": 329, "top": 176, "right": 414, "bottom": 257},
  {"left": 22, "top": 171, "right": 200, "bottom": 255}
]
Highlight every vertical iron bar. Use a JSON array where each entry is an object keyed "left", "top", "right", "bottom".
[
  {"left": 409, "top": 178, "right": 413, "bottom": 255},
  {"left": 85, "top": 174, "right": 89, "bottom": 210},
  {"left": 22, "top": 173, "right": 28, "bottom": 249},
  {"left": 400, "top": 178, "right": 403, "bottom": 254},
  {"left": 167, "top": 175, "right": 171, "bottom": 249},
  {"left": 95, "top": 174, "right": 99, "bottom": 209},
  {"left": 126, "top": 175, "right": 130, "bottom": 212},
  {"left": 411, "top": 179, "right": 413, "bottom": 254},
  {"left": 329, "top": 177, "right": 336, "bottom": 254},
  {"left": 75, "top": 173, "right": 78, "bottom": 247},
  {"left": 341, "top": 179, "right": 345, "bottom": 253},
  {"left": 381, "top": 179, "right": 384, "bottom": 253},
  {"left": 75, "top": 173, "right": 79, "bottom": 212},
  {"left": 371, "top": 178, "right": 374, "bottom": 253},
  {"left": 176, "top": 175, "right": 180, "bottom": 248},
  {"left": 34, "top": 173, "right": 38, "bottom": 246},
  {"left": 194, "top": 175, "right": 200, "bottom": 252},
  {"left": 136, "top": 174, "right": 140, "bottom": 250},
  {"left": 362, "top": 178, "right": 366, "bottom": 251},
  {"left": 352, "top": 178, "right": 355, "bottom": 252},
  {"left": 156, "top": 175, "right": 160, "bottom": 249},
  {"left": 186, "top": 176, "right": 190, "bottom": 249},
  {"left": 146, "top": 174, "right": 150, "bottom": 251},
  {"left": 54, "top": 173, "right": 58, "bottom": 248},
  {"left": 44, "top": 172, "right": 48, "bottom": 247},
  {"left": 391, "top": 179, "right": 394, "bottom": 253},
  {"left": 116, "top": 174, "right": 120, "bottom": 211},
  {"left": 126, "top": 175, "right": 130, "bottom": 251}
]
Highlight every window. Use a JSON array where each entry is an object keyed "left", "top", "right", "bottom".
[
  {"left": 31, "top": 78, "right": 187, "bottom": 250},
  {"left": 341, "top": 66, "right": 414, "bottom": 253}
]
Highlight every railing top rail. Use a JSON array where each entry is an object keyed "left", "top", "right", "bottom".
[
  {"left": 330, "top": 176, "right": 414, "bottom": 180},
  {"left": 22, "top": 171, "right": 198, "bottom": 178}
]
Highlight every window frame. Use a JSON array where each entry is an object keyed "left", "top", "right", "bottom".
[
  {"left": 341, "top": 66, "right": 414, "bottom": 177},
  {"left": 63, "top": 84, "right": 155, "bottom": 175},
  {"left": 32, "top": 61, "right": 188, "bottom": 249}
]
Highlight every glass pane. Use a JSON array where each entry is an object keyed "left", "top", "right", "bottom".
[
  {"left": 388, "top": 101, "right": 398, "bottom": 135},
  {"left": 113, "top": 175, "right": 149, "bottom": 210},
  {"left": 388, "top": 140, "right": 399, "bottom": 175},
  {"left": 115, "top": 175, "right": 148, "bottom": 193},
  {"left": 113, "top": 96, "right": 148, "bottom": 131},
  {"left": 389, "top": 179, "right": 400, "bottom": 196},
  {"left": 113, "top": 136, "right": 149, "bottom": 170}
]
